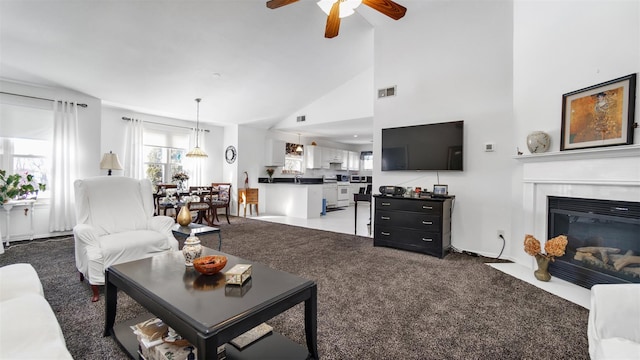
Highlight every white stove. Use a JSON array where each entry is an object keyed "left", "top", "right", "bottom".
[{"left": 337, "top": 182, "right": 350, "bottom": 207}]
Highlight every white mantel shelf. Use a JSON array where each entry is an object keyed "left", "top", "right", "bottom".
[{"left": 513, "top": 144, "right": 640, "bottom": 163}]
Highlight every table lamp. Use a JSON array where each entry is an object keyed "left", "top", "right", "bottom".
[{"left": 100, "top": 151, "right": 123, "bottom": 176}]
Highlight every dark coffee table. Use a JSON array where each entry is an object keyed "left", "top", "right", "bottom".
[
  {"left": 104, "top": 247, "right": 318, "bottom": 359},
  {"left": 172, "top": 223, "right": 222, "bottom": 250}
]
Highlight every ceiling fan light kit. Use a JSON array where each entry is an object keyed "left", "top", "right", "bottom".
[
  {"left": 266, "top": 0, "right": 406, "bottom": 38},
  {"left": 317, "top": 0, "right": 361, "bottom": 18}
]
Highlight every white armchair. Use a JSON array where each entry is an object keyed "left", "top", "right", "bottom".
[
  {"left": 588, "top": 284, "right": 640, "bottom": 359},
  {"left": 73, "top": 176, "right": 178, "bottom": 302}
]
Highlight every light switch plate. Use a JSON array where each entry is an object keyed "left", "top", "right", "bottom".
[{"left": 484, "top": 143, "right": 495, "bottom": 152}]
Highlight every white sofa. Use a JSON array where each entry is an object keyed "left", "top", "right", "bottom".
[
  {"left": 74, "top": 176, "right": 179, "bottom": 301},
  {"left": 588, "top": 283, "right": 640, "bottom": 359},
  {"left": 0, "top": 263, "right": 73, "bottom": 359}
]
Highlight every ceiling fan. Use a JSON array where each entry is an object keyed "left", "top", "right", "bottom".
[{"left": 266, "top": 0, "right": 407, "bottom": 38}]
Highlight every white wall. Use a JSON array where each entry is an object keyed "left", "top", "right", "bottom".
[
  {"left": 510, "top": 0, "right": 640, "bottom": 265},
  {"left": 373, "top": 1, "right": 515, "bottom": 257},
  {"left": 273, "top": 66, "right": 374, "bottom": 129}
]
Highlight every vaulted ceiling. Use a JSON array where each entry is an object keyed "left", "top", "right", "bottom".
[{"left": 0, "top": 0, "right": 385, "bottom": 144}]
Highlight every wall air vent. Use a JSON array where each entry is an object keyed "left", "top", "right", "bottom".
[
  {"left": 377, "top": 86, "right": 397, "bottom": 99},
  {"left": 296, "top": 115, "right": 306, "bottom": 122}
]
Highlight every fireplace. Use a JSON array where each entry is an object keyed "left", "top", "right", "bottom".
[{"left": 547, "top": 196, "right": 640, "bottom": 289}]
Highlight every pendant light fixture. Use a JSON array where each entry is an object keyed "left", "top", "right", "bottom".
[
  {"left": 186, "top": 98, "right": 208, "bottom": 158},
  {"left": 296, "top": 133, "right": 303, "bottom": 153}
]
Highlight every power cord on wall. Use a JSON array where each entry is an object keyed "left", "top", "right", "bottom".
[{"left": 495, "top": 234, "right": 506, "bottom": 260}]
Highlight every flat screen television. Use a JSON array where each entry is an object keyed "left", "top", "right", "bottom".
[{"left": 381, "top": 120, "right": 464, "bottom": 171}]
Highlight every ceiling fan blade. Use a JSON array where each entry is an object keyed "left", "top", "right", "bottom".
[
  {"left": 362, "top": 0, "right": 407, "bottom": 20},
  {"left": 324, "top": 1, "right": 341, "bottom": 38},
  {"left": 266, "top": 0, "right": 299, "bottom": 9}
]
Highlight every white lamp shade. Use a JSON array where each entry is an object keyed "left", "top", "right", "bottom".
[
  {"left": 100, "top": 151, "right": 123, "bottom": 170},
  {"left": 317, "top": 0, "right": 362, "bottom": 18}
]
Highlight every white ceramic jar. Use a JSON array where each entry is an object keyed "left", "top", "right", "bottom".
[{"left": 182, "top": 234, "right": 202, "bottom": 266}]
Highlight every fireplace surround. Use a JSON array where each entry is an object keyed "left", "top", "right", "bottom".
[
  {"left": 547, "top": 196, "right": 640, "bottom": 288},
  {"left": 518, "top": 145, "right": 640, "bottom": 290}
]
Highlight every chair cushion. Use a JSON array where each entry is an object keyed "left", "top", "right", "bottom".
[
  {"left": 0, "top": 294, "right": 73, "bottom": 359},
  {"left": 0, "top": 263, "right": 43, "bottom": 301},
  {"left": 99, "top": 230, "right": 174, "bottom": 269}
]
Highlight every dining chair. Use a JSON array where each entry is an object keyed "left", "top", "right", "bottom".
[
  {"left": 188, "top": 186, "right": 214, "bottom": 225},
  {"left": 210, "top": 183, "right": 232, "bottom": 224}
]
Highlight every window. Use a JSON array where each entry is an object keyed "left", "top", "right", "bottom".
[
  {"left": 144, "top": 146, "right": 187, "bottom": 186},
  {"left": 0, "top": 99, "right": 53, "bottom": 198},
  {"left": 283, "top": 142, "right": 304, "bottom": 174},
  {"left": 143, "top": 127, "right": 189, "bottom": 189},
  {"left": 361, "top": 151, "right": 373, "bottom": 171}
]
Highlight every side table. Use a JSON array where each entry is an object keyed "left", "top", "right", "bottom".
[
  {"left": 2, "top": 199, "right": 36, "bottom": 250},
  {"left": 171, "top": 223, "right": 222, "bottom": 250},
  {"left": 238, "top": 188, "right": 259, "bottom": 217}
]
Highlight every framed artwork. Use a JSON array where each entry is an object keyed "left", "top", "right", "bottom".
[{"left": 561, "top": 74, "right": 636, "bottom": 151}]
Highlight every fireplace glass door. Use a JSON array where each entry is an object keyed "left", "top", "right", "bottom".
[{"left": 548, "top": 196, "right": 640, "bottom": 288}]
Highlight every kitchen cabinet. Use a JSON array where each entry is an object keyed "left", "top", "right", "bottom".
[
  {"left": 339, "top": 150, "right": 349, "bottom": 170},
  {"left": 321, "top": 147, "right": 344, "bottom": 166},
  {"left": 321, "top": 147, "right": 333, "bottom": 168},
  {"left": 305, "top": 145, "right": 322, "bottom": 169},
  {"left": 348, "top": 151, "right": 360, "bottom": 171},
  {"left": 265, "top": 139, "right": 285, "bottom": 166}
]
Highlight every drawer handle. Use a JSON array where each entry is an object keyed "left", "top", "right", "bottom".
[
  {"left": 422, "top": 238, "right": 433, "bottom": 242},
  {"left": 422, "top": 206, "right": 433, "bottom": 209},
  {"left": 381, "top": 216, "right": 390, "bottom": 220},
  {"left": 422, "top": 221, "right": 433, "bottom": 225},
  {"left": 381, "top": 232, "right": 391, "bottom": 236},
  {"left": 381, "top": 202, "right": 391, "bottom": 206}
]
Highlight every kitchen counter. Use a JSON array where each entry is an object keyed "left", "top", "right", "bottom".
[
  {"left": 258, "top": 177, "right": 323, "bottom": 184},
  {"left": 257, "top": 182, "right": 324, "bottom": 219}
]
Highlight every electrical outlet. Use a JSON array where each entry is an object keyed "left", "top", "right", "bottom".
[{"left": 497, "top": 230, "right": 505, "bottom": 238}]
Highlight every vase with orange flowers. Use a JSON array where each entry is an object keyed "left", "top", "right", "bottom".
[{"left": 524, "top": 234, "right": 568, "bottom": 281}]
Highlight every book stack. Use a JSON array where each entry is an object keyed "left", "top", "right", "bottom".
[{"left": 132, "top": 317, "right": 226, "bottom": 360}]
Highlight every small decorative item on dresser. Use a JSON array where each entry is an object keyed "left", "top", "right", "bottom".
[
  {"left": 524, "top": 234, "right": 568, "bottom": 282},
  {"left": 526, "top": 131, "right": 551, "bottom": 153},
  {"left": 193, "top": 255, "right": 228, "bottom": 276},
  {"left": 182, "top": 234, "right": 203, "bottom": 266}
]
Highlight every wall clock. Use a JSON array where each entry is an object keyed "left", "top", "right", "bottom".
[{"left": 225, "top": 145, "right": 237, "bottom": 164}]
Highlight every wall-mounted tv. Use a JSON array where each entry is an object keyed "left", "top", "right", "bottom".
[{"left": 381, "top": 120, "right": 464, "bottom": 171}]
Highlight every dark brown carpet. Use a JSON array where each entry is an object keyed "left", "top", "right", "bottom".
[{"left": 0, "top": 216, "right": 589, "bottom": 359}]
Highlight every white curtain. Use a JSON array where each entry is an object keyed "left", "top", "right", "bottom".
[
  {"left": 187, "top": 128, "right": 206, "bottom": 185},
  {"left": 124, "top": 118, "right": 144, "bottom": 179},
  {"left": 49, "top": 101, "right": 78, "bottom": 232}
]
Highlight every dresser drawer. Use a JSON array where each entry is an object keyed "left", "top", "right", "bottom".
[
  {"left": 375, "top": 197, "right": 442, "bottom": 214},
  {"left": 375, "top": 210, "right": 441, "bottom": 232},
  {"left": 374, "top": 226, "right": 444, "bottom": 257}
]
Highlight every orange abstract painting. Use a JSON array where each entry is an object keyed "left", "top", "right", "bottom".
[{"left": 568, "top": 86, "right": 624, "bottom": 145}]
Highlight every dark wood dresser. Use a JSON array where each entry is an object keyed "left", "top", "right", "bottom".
[{"left": 373, "top": 195, "right": 453, "bottom": 258}]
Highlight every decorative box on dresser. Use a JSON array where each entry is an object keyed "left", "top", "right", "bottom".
[{"left": 373, "top": 195, "right": 453, "bottom": 258}]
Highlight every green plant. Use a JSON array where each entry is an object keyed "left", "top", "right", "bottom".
[{"left": 0, "top": 170, "right": 46, "bottom": 203}]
